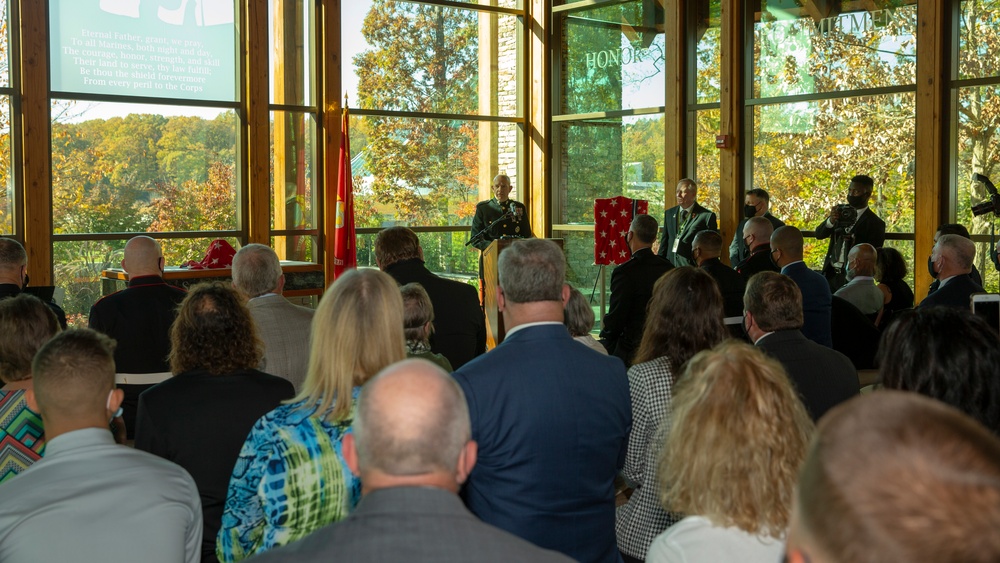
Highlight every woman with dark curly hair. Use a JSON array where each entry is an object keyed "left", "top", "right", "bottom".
[
  {"left": 876, "top": 307, "right": 1000, "bottom": 434},
  {"left": 874, "top": 246, "right": 913, "bottom": 326},
  {"left": 616, "top": 266, "right": 728, "bottom": 563},
  {"left": 134, "top": 282, "right": 295, "bottom": 563}
]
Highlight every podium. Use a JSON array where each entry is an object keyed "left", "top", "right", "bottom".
[{"left": 482, "top": 238, "right": 563, "bottom": 349}]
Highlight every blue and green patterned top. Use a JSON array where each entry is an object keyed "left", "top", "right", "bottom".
[
  {"left": 215, "top": 389, "right": 361, "bottom": 562},
  {"left": 0, "top": 390, "right": 45, "bottom": 483}
]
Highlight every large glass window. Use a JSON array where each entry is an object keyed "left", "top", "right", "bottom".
[
  {"left": 749, "top": 0, "right": 918, "bottom": 272},
  {"left": 0, "top": 2, "right": 13, "bottom": 235},
  {"left": 48, "top": 0, "right": 242, "bottom": 325},
  {"left": 954, "top": 0, "right": 1000, "bottom": 291},
  {"left": 553, "top": 0, "right": 667, "bottom": 310},
  {"left": 691, "top": 0, "right": 720, "bottom": 195},
  {"left": 345, "top": 0, "right": 524, "bottom": 278}
]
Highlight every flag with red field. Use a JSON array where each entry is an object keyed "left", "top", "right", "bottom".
[
  {"left": 594, "top": 196, "right": 648, "bottom": 265},
  {"left": 333, "top": 104, "right": 357, "bottom": 279}
]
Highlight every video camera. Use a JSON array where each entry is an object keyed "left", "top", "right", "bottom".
[
  {"left": 972, "top": 173, "right": 1000, "bottom": 217},
  {"left": 832, "top": 203, "right": 858, "bottom": 230}
]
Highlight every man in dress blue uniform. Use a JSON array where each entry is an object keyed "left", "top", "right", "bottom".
[
  {"left": 453, "top": 239, "right": 631, "bottom": 563},
  {"left": 469, "top": 174, "right": 533, "bottom": 251},
  {"left": 89, "top": 235, "right": 186, "bottom": 439}
]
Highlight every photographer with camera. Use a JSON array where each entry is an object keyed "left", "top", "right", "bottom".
[{"left": 815, "top": 175, "right": 886, "bottom": 291}]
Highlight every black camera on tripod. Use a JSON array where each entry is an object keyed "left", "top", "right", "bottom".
[
  {"left": 972, "top": 174, "right": 1000, "bottom": 217},
  {"left": 832, "top": 204, "right": 858, "bottom": 230}
]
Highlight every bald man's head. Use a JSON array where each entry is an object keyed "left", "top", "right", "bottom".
[
  {"left": 847, "top": 243, "right": 877, "bottom": 278},
  {"left": 770, "top": 226, "right": 804, "bottom": 267},
  {"left": 122, "top": 236, "right": 164, "bottom": 277},
  {"left": 743, "top": 216, "right": 774, "bottom": 252},
  {"left": 352, "top": 359, "right": 473, "bottom": 490},
  {"left": 692, "top": 230, "right": 723, "bottom": 263}
]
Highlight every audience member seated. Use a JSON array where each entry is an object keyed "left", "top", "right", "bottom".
[
  {"left": 232, "top": 244, "right": 314, "bottom": 392},
  {"left": 375, "top": 227, "right": 485, "bottom": 369},
  {"left": 736, "top": 216, "right": 779, "bottom": 282},
  {"left": 248, "top": 359, "right": 574, "bottom": 563},
  {"left": 452, "top": 239, "right": 631, "bottom": 563},
  {"left": 617, "top": 267, "right": 727, "bottom": 563},
  {"left": 729, "top": 188, "right": 784, "bottom": 266},
  {"left": 0, "top": 329, "right": 202, "bottom": 563},
  {"left": 830, "top": 296, "right": 880, "bottom": 370},
  {"left": 874, "top": 246, "right": 913, "bottom": 327},
  {"left": 599, "top": 214, "right": 674, "bottom": 366},
  {"left": 134, "top": 283, "right": 295, "bottom": 563},
  {"left": 919, "top": 234, "right": 984, "bottom": 310},
  {"left": 647, "top": 341, "right": 813, "bottom": 563},
  {"left": 0, "top": 294, "right": 60, "bottom": 482},
  {"left": 876, "top": 307, "right": 1000, "bottom": 434},
  {"left": 217, "top": 268, "right": 407, "bottom": 562},
  {"left": 770, "top": 226, "right": 832, "bottom": 347},
  {"left": 565, "top": 287, "right": 607, "bottom": 355},
  {"left": 786, "top": 391, "right": 1000, "bottom": 563},
  {"left": 744, "top": 272, "right": 858, "bottom": 421},
  {"left": 928, "top": 223, "right": 983, "bottom": 294},
  {"left": 89, "top": 235, "right": 186, "bottom": 440},
  {"left": 400, "top": 283, "right": 453, "bottom": 372},
  {"left": 833, "top": 243, "right": 882, "bottom": 317},
  {"left": 0, "top": 238, "right": 66, "bottom": 327},
  {"left": 692, "top": 230, "right": 745, "bottom": 318}
]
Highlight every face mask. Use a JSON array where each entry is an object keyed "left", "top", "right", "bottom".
[
  {"left": 845, "top": 267, "right": 857, "bottom": 281},
  {"left": 927, "top": 256, "right": 939, "bottom": 279},
  {"left": 770, "top": 252, "right": 780, "bottom": 269},
  {"left": 107, "top": 390, "right": 123, "bottom": 423},
  {"left": 743, "top": 204, "right": 757, "bottom": 219},
  {"left": 847, "top": 194, "right": 866, "bottom": 208}
]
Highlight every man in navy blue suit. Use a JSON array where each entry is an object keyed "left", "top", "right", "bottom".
[
  {"left": 919, "top": 234, "right": 984, "bottom": 310},
  {"left": 452, "top": 239, "right": 632, "bottom": 563},
  {"left": 771, "top": 226, "right": 833, "bottom": 347}
]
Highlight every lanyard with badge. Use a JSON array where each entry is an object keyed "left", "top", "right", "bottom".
[{"left": 673, "top": 209, "right": 692, "bottom": 254}]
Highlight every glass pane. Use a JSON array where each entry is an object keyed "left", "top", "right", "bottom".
[
  {"left": 559, "top": 0, "right": 666, "bottom": 114},
  {"left": 0, "top": 95, "right": 10, "bottom": 234},
  {"left": 553, "top": 228, "right": 609, "bottom": 317},
  {"left": 270, "top": 234, "right": 315, "bottom": 263},
  {"left": 54, "top": 236, "right": 240, "bottom": 327},
  {"left": 957, "top": 85, "right": 1000, "bottom": 281},
  {"left": 557, "top": 115, "right": 667, "bottom": 225},
  {"left": 51, "top": 101, "right": 239, "bottom": 235},
  {"left": 351, "top": 115, "right": 518, "bottom": 226},
  {"left": 958, "top": 0, "right": 1000, "bottom": 80},
  {"left": 693, "top": 108, "right": 720, "bottom": 213},
  {"left": 0, "top": 1, "right": 9, "bottom": 88},
  {"left": 270, "top": 0, "right": 315, "bottom": 106},
  {"left": 270, "top": 111, "right": 317, "bottom": 231},
  {"left": 752, "top": 1, "right": 916, "bottom": 99},
  {"left": 356, "top": 230, "right": 479, "bottom": 277},
  {"left": 49, "top": 0, "right": 239, "bottom": 102},
  {"left": 695, "top": 0, "right": 721, "bottom": 104},
  {"left": 972, "top": 241, "right": 999, "bottom": 292},
  {"left": 751, "top": 93, "right": 915, "bottom": 239},
  {"left": 345, "top": 3, "right": 519, "bottom": 117}
]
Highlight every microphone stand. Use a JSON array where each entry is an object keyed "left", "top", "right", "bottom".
[{"left": 466, "top": 209, "right": 516, "bottom": 247}]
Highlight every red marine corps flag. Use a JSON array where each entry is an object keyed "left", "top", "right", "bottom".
[
  {"left": 594, "top": 196, "right": 649, "bottom": 265},
  {"left": 332, "top": 100, "right": 357, "bottom": 279}
]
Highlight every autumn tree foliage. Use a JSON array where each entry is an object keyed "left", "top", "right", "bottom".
[{"left": 353, "top": 0, "right": 479, "bottom": 226}]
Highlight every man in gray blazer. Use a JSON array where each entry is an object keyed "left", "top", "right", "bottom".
[
  {"left": 232, "top": 244, "right": 313, "bottom": 391},
  {"left": 249, "top": 359, "right": 572, "bottom": 563}
]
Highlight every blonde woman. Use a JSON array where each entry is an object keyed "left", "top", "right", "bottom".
[
  {"left": 216, "top": 269, "right": 407, "bottom": 562},
  {"left": 647, "top": 341, "right": 814, "bottom": 563}
]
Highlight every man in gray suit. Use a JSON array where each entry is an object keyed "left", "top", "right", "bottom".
[
  {"left": 231, "top": 244, "right": 313, "bottom": 391},
  {"left": 249, "top": 359, "right": 572, "bottom": 563}
]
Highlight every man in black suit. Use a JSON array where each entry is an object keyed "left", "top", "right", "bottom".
[
  {"left": 743, "top": 271, "right": 858, "bottom": 421},
  {"left": 376, "top": 227, "right": 486, "bottom": 369},
  {"left": 729, "top": 188, "right": 784, "bottom": 265},
  {"left": 600, "top": 214, "right": 674, "bottom": 366},
  {"left": 815, "top": 175, "right": 887, "bottom": 291},
  {"left": 692, "top": 230, "right": 745, "bottom": 319},
  {"left": 928, "top": 223, "right": 983, "bottom": 294},
  {"left": 88, "top": 235, "right": 186, "bottom": 439},
  {"left": 656, "top": 178, "right": 718, "bottom": 267},
  {"left": 919, "top": 234, "right": 985, "bottom": 310},
  {"left": 0, "top": 238, "right": 67, "bottom": 328},
  {"left": 736, "top": 216, "right": 779, "bottom": 282}
]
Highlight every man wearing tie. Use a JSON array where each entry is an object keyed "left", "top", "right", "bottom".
[{"left": 657, "top": 178, "right": 718, "bottom": 267}]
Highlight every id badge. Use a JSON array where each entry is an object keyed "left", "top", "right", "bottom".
[{"left": 672, "top": 238, "right": 680, "bottom": 253}]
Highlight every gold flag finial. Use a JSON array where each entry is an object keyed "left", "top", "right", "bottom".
[{"left": 344, "top": 93, "right": 349, "bottom": 109}]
